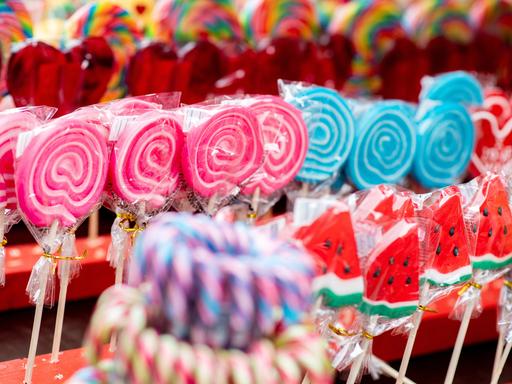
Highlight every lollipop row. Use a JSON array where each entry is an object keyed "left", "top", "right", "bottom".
[
  {"left": 293, "top": 171, "right": 512, "bottom": 380},
  {"left": 283, "top": 71, "right": 480, "bottom": 193},
  {"left": 2, "top": 0, "right": 512, "bottom": 112}
]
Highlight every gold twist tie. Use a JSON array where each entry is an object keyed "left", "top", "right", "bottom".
[
  {"left": 418, "top": 305, "right": 437, "bottom": 313},
  {"left": 458, "top": 281, "right": 483, "bottom": 296},
  {"left": 117, "top": 213, "right": 145, "bottom": 238},
  {"left": 362, "top": 330, "right": 374, "bottom": 340},
  {"left": 328, "top": 323, "right": 357, "bottom": 337},
  {"left": 504, "top": 280, "right": 512, "bottom": 290},
  {"left": 43, "top": 247, "right": 87, "bottom": 273},
  {"left": 247, "top": 212, "right": 257, "bottom": 219},
  {"left": 1, "top": 237, "right": 7, "bottom": 247}
]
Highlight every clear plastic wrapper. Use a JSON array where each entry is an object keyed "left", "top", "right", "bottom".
[
  {"left": 498, "top": 272, "right": 512, "bottom": 343},
  {"left": 345, "top": 98, "right": 417, "bottom": 190},
  {"left": 215, "top": 94, "right": 309, "bottom": 218},
  {"left": 105, "top": 109, "right": 184, "bottom": 277},
  {"left": 14, "top": 115, "right": 109, "bottom": 305},
  {"left": 173, "top": 101, "right": 264, "bottom": 216},
  {"left": 278, "top": 80, "right": 356, "bottom": 199},
  {"left": 0, "top": 106, "right": 56, "bottom": 285},
  {"left": 453, "top": 172, "right": 512, "bottom": 319},
  {"left": 419, "top": 71, "right": 484, "bottom": 107},
  {"left": 332, "top": 219, "right": 421, "bottom": 379},
  {"left": 412, "top": 186, "right": 474, "bottom": 306}
]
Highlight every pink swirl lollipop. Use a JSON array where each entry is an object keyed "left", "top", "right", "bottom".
[
  {"left": 242, "top": 96, "right": 308, "bottom": 196},
  {"left": 181, "top": 106, "right": 263, "bottom": 198},
  {"left": 0, "top": 109, "right": 41, "bottom": 211},
  {"left": 110, "top": 111, "right": 183, "bottom": 211},
  {"left": 0, "top": 174, "right": 6, "bottom": 210},
  {"left": 15, "top": 118, "right": 108, "bottom": 228},
  {"left": 106, "top": 98, "right": 161, "bottom": 116}
]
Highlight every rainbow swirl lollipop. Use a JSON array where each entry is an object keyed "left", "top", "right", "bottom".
[
  {"left": 471, "top": 0, "right": 512, "bottom": 42},
  {"left": 67, "top": 1, "right": 143, "bottom": 100},
  {"left": 328, "top": 0, "right": 407, "bottom": 62},
  {"left": 174, "top": 0, "right": 244, "bottom": 46},
  {"left": 0, "top": 0, "right": 33, "bottom": 97},
  {"left": 403, "top": 0, "right": 473, "bottom": 47},
  {"left": 242, "top": 0, "right": 319, "bottom": 44}
]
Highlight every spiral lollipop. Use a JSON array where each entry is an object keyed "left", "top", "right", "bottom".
[
  {"left": 182, "top": 106, "right": 263, "bottom": 198},
  {"left": 0, "top": 109, "right": 41, "bottom": 211},
  {"left": 16, "top": 118, "right": 108, "bottom": 228},
  {"left": 285, "top": 86, "right": 355, "bottom": 184},
  {"left": 346, "top": 101, "right": 416, "bottom": 190},
  {"left": 242, "top": 0, "right": 319, "bottom": 44},
  {"left": 471, "top": 0, "right": 512, "bottom": 43},
  {"left": 242, "top": 96, "right": 308, "bottom": 196},
  {"left": 110, "top": 112, "right": 183, "bottom": 212},
  {"left": 0, "top": 0, "right": 33, "bottom": 97},
  {"left": 173, "top": 0, "right": 244, "bottom": 46},
  {"left": 413, "top": 102, "right": 475, "bottom": 188},
  {"left": 403, "top": 0, "right": 473, "bottom": 47},
  {"left": 15, "top": 116, "right": 108, "bottom": 384},
  {"left": 67, "top": 1, "right": 143, "bottom": 100},
  {"left": 420, "top": 71, "right": 484, "bottom": 106}
]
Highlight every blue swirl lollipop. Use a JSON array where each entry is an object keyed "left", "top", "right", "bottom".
[
  {"left": 413, "top": 102, "right": 475, "bottom": 188},
  {"left": 420, "top": 71, "right": 484, "bottom": 106},
  {"left": 288, "top": 86, "right": 355, "bottom": 184},
  {"left": 347, "top": 101, "right": 417, "bottom": 189}
]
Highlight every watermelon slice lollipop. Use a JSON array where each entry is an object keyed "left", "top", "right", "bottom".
[
  {"left": 470, "top": 174, "right": 512, "bottom": 270},
  {"left": 295, "top": 202, "right": 363, "bottom": 308},
  {"left": 422, "top": 187, "right": 473, "bottom": 287},
  {"left": 360, "top": 221, "right": 420, "bottom": 319}
]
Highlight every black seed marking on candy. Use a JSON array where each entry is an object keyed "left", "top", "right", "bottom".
[
  {"left": 449, "top": 227, "right": 455, "bottom": 237},
  {"left": 505, "top": 226, "right": 509, "bottom": 235},
  {"left": 472, "top": 224, "right": 478, "bottom": 234},
  {"left": 324, "top": 239, "right": 332, "bottom": 249},
  {"left": 336, "top": 244, "right": 343, "bottom": 255},
  {"left": 406, "top": 277, "right": 412, "bottom": 285},
  {"left": 434, "top": 225, "right": 441, "bottom": 233},
  {"left": 403, "top": 257, "right": 410, "bottom": 267},
  {"left": 344, "top": 265, "right": 351, "bottom": 274},
  {"left": 389, "top": 257, "right": 395, "bottom": 265},
  {"left": 489, "top": 228, "right": 493, "bottom": 237},
  {"left": 499, "top": 207, "right": 503, "bottom": 216},
  {"left": 387, "top": 276, "right": 394, "bottom": 285},
  {"left": 373, "top": 268, "right": 381, "bottom": 278},
  {"left": 436, "top": 245, "right": 442, "bottom": 255},
  {"left": 483, "top": 208, "right": 489, "bottom": 217},
  {"left": 453, "top": 247, "right": 459, "bottom": 257}
]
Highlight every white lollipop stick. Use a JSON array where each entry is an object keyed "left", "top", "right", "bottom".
[
  {"left": 396, "top": 310, "right": 424, "bottom": 384},
  {"left": 346, "top": 336, "right": 371, "bottom": 384},
  {"left": 50, "top": 234, "right": 76, "bottom": 362},
  {"left": 491, "top": 330, "right": 505, "bottom": 382},
  {"left": 372, "top": 356, "right": 416, "bottom": 384},
  {"left": 443, "top": 295, "right": 477, "bottom": 384},
  {"left": 24, "top": 220, "right": 58, "bottom": 384},
  {"left": 491, "top": 340, "right": 512, "bottom": 384}
]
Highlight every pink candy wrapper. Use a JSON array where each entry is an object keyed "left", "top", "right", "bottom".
[
  {"left": 14, "top": 114, "right": 108, "bottom": 305},
  {"left": 0, "top": 106, "right": 56, "bottom": 285}
]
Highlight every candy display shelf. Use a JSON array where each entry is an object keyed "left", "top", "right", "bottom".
[{"left": 0, "top": 234, "right": 113, "bottom": 312}]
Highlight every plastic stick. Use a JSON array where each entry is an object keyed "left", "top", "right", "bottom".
[
  {"left": 443, "top": 295, "right": 477, "bottom": 384},
  {"left": 396, "top": 310, "right": 424, "bottom": 384},
  {"left": 346, "top": 337, "right": 371, "bottom": 384},
  {"left": 491, "top": 330, "right": 505, "bottom": 383},
  {"left": 372, "top": 356, "right": 417, "bottom": 384},
  {"left": 24, "top": 220, "right": 58, "bottom": 383},
  {"left": 491, "top": 341, "right": 512, "bottom": 384},
  {"left": 50, "top": 239, "right": 73, "bottom": 363}
]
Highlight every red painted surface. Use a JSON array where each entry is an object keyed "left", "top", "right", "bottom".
[{"left": 0, "top": 235, "right": 113, "bottom": 311}]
